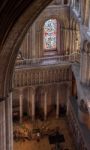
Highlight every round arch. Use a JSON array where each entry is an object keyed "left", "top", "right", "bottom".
[
  {"left": 0, "top": 0, "right": 53, "bottom": 98},
  {"left": 35, "top": 13, "right": 69, "bottom": 57}
]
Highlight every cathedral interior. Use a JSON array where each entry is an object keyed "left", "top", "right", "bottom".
[{"left": 0, "top": 0, "right": 90, "bottom": 150}]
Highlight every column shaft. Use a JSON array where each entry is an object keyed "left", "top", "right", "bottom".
[
  {"left": 5, "top": 93, "right": 13, "bottom": 150},
  {"left": 27, "top": 87, "right": 30, "bottom": 116},
  {"left": 0, "top": 100, "right": 6, "bottom": 150},
  {"left": 32, "top": 88, "right": 35, "bottom": 121},
  {"left": 56, "top": 87, "right": 59, "bottom": 118},
  {"left": 89, "top": 10, "right": 90, "bottom": 30},
  {"left": 62, "top": 0, "right": 63, "bottom": 5},
  {"left": 44, "top": 90, "right": 47, "bottom": 120},
  {"left": 19, "top": 93, "right": 23, "bottom": 123}
]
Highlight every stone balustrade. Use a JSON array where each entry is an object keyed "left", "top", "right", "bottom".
[
  {"left": 13, "top": 65, "right": 72, "bottom": 88},
  {"left": 15, "top": 52, "right": 80, "bottom": 68}
]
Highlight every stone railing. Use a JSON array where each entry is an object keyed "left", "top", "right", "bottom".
[
  {"left": 13, "top": 65, "right": 72, "bottom": 89},
  {"left": 15, "top": 52, "right": 80, "bottom": 68},
  {"left": 67, "top": 98, "right": 90, "bottom": 150}
]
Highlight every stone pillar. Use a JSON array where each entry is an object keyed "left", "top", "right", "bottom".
[
  {"left": 71, "top": 0, "right": 73, "bottom": 7},
  {"left": 31, "top": 87, "right": 35, "bottom": 121},
  {"left": 67, "top": 84, "right": 71, "bottom": 115},
  {"left": 84, "top": 0, "right": 90, "bottom": 26},
  {"left": 73, "top": 0, "right": 75, "bottom": 9},
  {"left": 0, "top": 100, "right": 6, "bottom": 150},
  {"left": 9, "top": 92, "right": 13, "bottom": 150},
  {"left": 26, "top": 33, "right": 29, "bottom": 59},
  {"left": 61, "top": 0, "right": 64, "bottom": 5},
  {"left": 80, "top": 47, "right": 90, "bottom": 86},
  {"left": 56, "top": 87, "right": 59, "bottom": 118},
  {"left": 73, "top": 29, "right": 75, "bottom": 54},
  {"left": 32, "top": 23, "right": 36, "bottom": 59},
  {"left": 80, "top": 0, "right": 84, "bottom": 23},
  {"left": 69, "top": 30, "right": 72, "bottom": 54},
  {"left": 19, "top": 90, "right": 23, "bottom": 123},
  {"left": 5, "top": 92, "right": 13, "bottom": 150},
  {"left": 88, "top": 9, "right": 90, "bottom": 30},
  {"left": 27, "top": 87, "right": 30, "bottom": 116},
  {"left": 78, "top": 1, "right": 81, "bottom": 16},
  {"left": 44, "top": 89, "right": 47, "bottom": 120}
]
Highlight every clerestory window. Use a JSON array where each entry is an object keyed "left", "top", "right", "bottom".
[{"left": 43, "top": 19, "right": 57, "bottom": 50}]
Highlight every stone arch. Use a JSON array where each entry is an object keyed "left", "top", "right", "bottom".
[
  {"left": 36, "top": 15, "right": 68, "bottom": 30},
  {"left": 38, "top": 17, "right": 64, "bottom": 56},
  {"left": 0, "top": 0, "right": 53, "bottom": 98}
]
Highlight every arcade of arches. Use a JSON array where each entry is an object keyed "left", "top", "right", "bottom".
[{"left": 0, "top": 0, "right": 90, "bottom": 150}]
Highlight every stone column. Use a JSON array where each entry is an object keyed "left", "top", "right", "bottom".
[
  {"left": 9, "top": 92, "right": 13, "bottom": 150},
  {"left": 67, "top": 84, "right": 71, "bottom": 115},
  {"left": 71, "top": 0, "right": 73, "bottom": 7},
  {"left": 0, "top": 100, "right": 6, "bottom": 150},
  {"left": 73, "top": 0, "right": 75, "bottom": 9},
  {"left": 80, "top": 0, "right": 84, "bottom": 23},
  {"left": 61, "top": 0, "right": 64, "bottom": 5},
  {"left": 19, "top": 90, "right": 23, "bottom": 123},
  {"left": 80, "top": 48, "right": 90, "bottom": 85},
  {"left": 31, "top": 87, "right": 35, "bottom": 121},
  {"left": 84, "top": 0, "right": 90, "bottom": 26},
  {"left": 5, "top": 92, "right": 13, "bottom": 150},
  {"left": 26, "top": 33, "right": 29, "bottom": 59},
  {"left": 27, "top": 87, "right": 30, "bottom": 116},
  {"left": 88, "top": 9, "right": 90, "bottom": 30},
  {"left": 56, "top": 87, "right": 59, "bottom": 118},
  {"left": 32, "top": 23, "right": 36, "bottom": 59},
  {"left": 78, "top": 1, "right": 81, "bottom": 16},
  {"left": 44, "top": 89, "right": 47, "bottom": 120}
]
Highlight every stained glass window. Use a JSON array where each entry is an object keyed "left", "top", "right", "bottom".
[{"left": 43, "top": 19, "right": 57, "bottom": 50}]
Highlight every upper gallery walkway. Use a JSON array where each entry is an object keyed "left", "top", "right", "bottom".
[
  {"left": 13, "top": 53, "right": 79, "bottom": 89},
  {"left": 15, "top": 52, "right": 80, "bottom": 69}
]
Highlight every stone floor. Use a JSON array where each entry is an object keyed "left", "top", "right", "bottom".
[{"left": 13, "top": 117, "right": 77, "bottom": 150}]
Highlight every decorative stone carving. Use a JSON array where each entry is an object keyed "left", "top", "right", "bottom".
[
  {"left": 83, "top": 40, "right": 90, "bottom": 53},
  {"left": 79, "top": 99, "right": 89, "bottom": 114}
]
